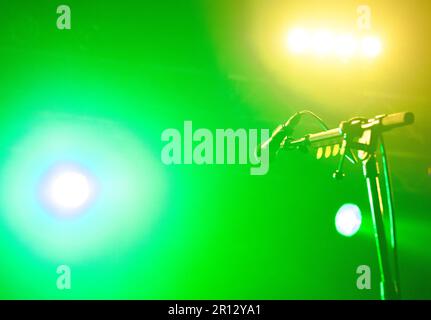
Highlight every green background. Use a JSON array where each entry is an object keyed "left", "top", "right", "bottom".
[{"left": 0, "top": 0, "right": 430, "bottom": 299}]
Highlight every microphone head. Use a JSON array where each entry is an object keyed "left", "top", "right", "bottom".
[
  {"left": 381, "top": 112, "right": 415, "bottom": 131},
  {"left": 258, "top": 112, "right": 303, "bottom": 159}
]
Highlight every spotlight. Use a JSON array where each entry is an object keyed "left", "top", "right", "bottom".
[
  {"left": 285, "top": 27, "right": 382, "bottom": 60},
  {"left": 312, "top": 29, "right": 334, "bottom": 56},
  {"left": 286, "top": 28, "right": 310, "bottom": 54},
  {"left": 334, "top": 34, "right": 358, "bottom": 60},
  {"left": 335, "top": 204, "right": 362, "bottom": 237},
  {"left": 361, "top": 36, "right": 382, "bottom": 58},
  {"left": 40, "top": 164, "right": 97, "bottom": 216}
]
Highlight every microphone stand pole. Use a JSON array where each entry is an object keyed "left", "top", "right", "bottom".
[
  {"left": 337, "top": 118, "right": 401, "bottom": 300},
  {"left": 363, "top": 152, "right": 399, "bottom": 300}
]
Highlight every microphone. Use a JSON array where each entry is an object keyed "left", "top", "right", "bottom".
[
  {"left": 379, "top": 112, "right": 415, "bottom": 131},
  {"left": 258, "top": 112, "right": 302, "bottom": 159},
  {"left": 259, "top": 111, "right": 415, "bottom": 160}
]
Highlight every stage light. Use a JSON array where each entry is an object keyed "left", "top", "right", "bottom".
[
  {"left": 361, "top": 36, "right": 382, "bottom": 58},
  {"left": 312, "top": 29, "right": 334, "bottom": 56},
  {"left": 286, "top": 28, "right": 310, "bottom": 54},
  {"left": 1, "top": 116, "right": 166, "bottom": 261},
  {"left": 334, "top": 34, "right": 358, "bottom": 60},
  {"left": 48, "top": 170, "right": 92, "bottom": 210},
  {"left": 335, "top": 204, "right": 362, "bottom": 237},
  {"left": 284, "top": 27, "right": 382, "bottom": 61},
  {"left": 40, "top": 164, "right": 97, "bottom": 216}
]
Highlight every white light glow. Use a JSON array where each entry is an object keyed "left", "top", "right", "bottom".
[
  {"left": 41, "top": 164, "right": 96, "bottom": 216},
  {"left": 48, "top": 171, "right": 92, "bottom": 210},
  {"left": 285, "top": 27, "right": 382, "bottom": 60},
  {"left": 334, "top": 34, "right": 358, "bottom": 60},
  {"left": 361, "top": 36, "right": 383, "bottom": 58},
  {"left": 335, "top": 204, "right": 362, "bottom": 237},
  {"left": 312, "top": 29, "right": 335, "bottom": 56},
  {"left": 286, "top": 28, "right": 310, "bottom": 54}
]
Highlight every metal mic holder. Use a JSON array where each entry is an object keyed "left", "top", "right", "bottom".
[{"left": 283, "top": 112, "right": 414, "bottom": 300}]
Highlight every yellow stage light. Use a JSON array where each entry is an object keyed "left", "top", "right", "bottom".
[
  {"left": 286, "top": 28, "right": 310, "bottom": 54},
  {"left": 334, "top": 33, "right": 358, "bottom": 60},
  {"left": 311, "top": 29, "right": 335, "bottom": 57},
  {"left": 361, "top": 36, "right": 383, "bottom": 58},
  {"left": 285, "top": 27, "right": 382, "bottom": 61}
]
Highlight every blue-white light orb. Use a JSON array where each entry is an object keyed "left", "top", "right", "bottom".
[
  {"left": 335, "top": 204, "right": 362, "bottom": 237},
  {"left": 39, "top": 164, "right": 97, "bottom": 217}
]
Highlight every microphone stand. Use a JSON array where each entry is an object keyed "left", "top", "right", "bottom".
[{"left": 279, "top": 112, "right": 414, "bottom": 300}]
